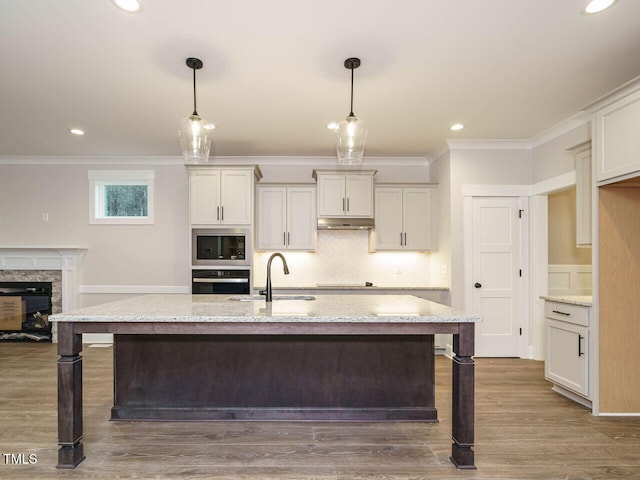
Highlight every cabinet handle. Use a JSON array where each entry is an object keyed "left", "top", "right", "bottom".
[
  {"left": 221, "top": 206, "right": 224, "bottom": 221},
  {"left": 283, "top": 232, "right": 286, "bottom": 246},
  {"left": 404, "top": 232, "right": 407, "bottom": 245},
  {"left": 347, "top": 197, "right": 350, "bottom": 212},
  {"left": 343, "top": 198, "right": 346, "bottom": 212},
  {"left": 552, "top": 310, "right": 570, "bottom": 316},
  {"left": 217, "top": 206, "right": 220, "bottom": 221},
  {"left": 578, "top": 334, "right": 584, "bottom": 356},
  {"left": 287, "top": 232, "right": 290, "bottom": 245},
  {"left": 400, "top": 233, "right": 403, "bottom": 246}
]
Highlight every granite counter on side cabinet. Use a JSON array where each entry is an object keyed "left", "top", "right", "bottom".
[
  {"left": 51, "top": 294, "right": 480, "bottom": 470},
  {"left": 539, "top": 295, "right": 593, "bottom": 307}
]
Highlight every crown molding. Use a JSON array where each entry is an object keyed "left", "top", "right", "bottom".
[
  {"left": 445, "top": 139, "right": 532, "bottom": 150},
  {"left": 426, "top": 142, "right": 451, "bottom": 165},
  {"left": 0, "top": 156, "right": 185, "bottom": 165},
  {"left": 0, "top": 155, "right": 429, "bottom": 167},
  {"left": 529, "top": 113, "right": 589, "bottom": 149},
  {"left": 582, "top": 75, "right": 640, "bottom": 113}
]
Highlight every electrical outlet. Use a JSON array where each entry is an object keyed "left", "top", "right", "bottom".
[{"left": 42, "top": 213, "right": 49, "bottom": 222}]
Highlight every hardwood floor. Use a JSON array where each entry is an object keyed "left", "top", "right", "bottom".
[{"left": 1, "top": 343, "right": 639, "bottom": 479}]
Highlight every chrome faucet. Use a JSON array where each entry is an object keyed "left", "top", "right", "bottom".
[{"left": 259, "top": 253, "right": 289, "bottom": 302}]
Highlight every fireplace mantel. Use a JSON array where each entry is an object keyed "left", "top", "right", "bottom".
[{"left": 0, "top": 247, "right": 87, "bottom": 312}]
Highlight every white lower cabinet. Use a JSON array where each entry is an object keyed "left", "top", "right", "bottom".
[
  {"left": 544, "top": 301, "right": 590, "bottom": 399},
  {"left": 257, "top": 186, "right": 316, "bottom": 251}
]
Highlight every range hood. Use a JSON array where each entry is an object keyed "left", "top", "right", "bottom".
[{"left": 317, "top": 217, "right": 375, "bottom": 230}]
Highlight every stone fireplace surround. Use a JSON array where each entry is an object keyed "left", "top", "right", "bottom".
[{"left": 0, "top": 247, "right": 86, "bottom": 341}]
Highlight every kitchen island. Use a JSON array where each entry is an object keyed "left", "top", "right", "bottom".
[{"left": 52, "top": 294, "right": 480, "bottom": 470}]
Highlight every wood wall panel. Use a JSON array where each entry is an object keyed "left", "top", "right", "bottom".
[{"left": 598, "top": 186, "right": 640, "bottom": 413}]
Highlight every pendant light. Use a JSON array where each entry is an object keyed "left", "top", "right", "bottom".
[
  {"left": 179, "top": 57, "right": 214, "bottom": 163},
  {"left": 336, "top": 57, "right": 367, "bottom": 165}
]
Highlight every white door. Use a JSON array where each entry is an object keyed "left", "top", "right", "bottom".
[{"left": 472, "top": 197, "right": 522, "bottom": 357}]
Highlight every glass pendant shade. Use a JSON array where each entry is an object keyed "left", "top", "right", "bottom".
[
  {"left": 335, "top": 57, "right": 366, "bottom": 165},
  {"left": 179, "top": 114, "right": 214, "bottom": 163},
  {"left": 179, "top": 57, "right": 214, "bottom": 164},
  {"left": 336, "top": 114, "right": 367, "bottom": 165}
]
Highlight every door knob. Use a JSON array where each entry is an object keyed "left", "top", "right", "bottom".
[{"left": 474, "top": 282, "right": 482, "bottom": 288}]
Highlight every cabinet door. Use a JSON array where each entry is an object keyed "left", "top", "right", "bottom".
[
  {"left": 374, "top": 188, "right": 403, "bottom": 250},
  {"left": 287, "top": 187, "right": 316, "bottom": 250},
  {"left": 575, "top": 147, "right": 592, "bottom": 246},
  {"left": 546, "top": 319, "right": 589, "bottom": 396},
  {"left": 595, "top": 90, "right": 640, "bottom": 182},
  {"left": 403, "top": 188, "right": 432, "bottom": 251},
  {"left": 345, "top": 175, "right": 373, "bottom": 217},
  {"left": 317, "top": 175, "right": 346, "bottom": 217},
  {"left": 256, "top": 187, "right": 287, "bottom": 250},
  {"left": 190, "top": 170, "right": 220, "bottom": 225},
  {"left": 220, "top": 170, "right": 253, "bottom": 224}
]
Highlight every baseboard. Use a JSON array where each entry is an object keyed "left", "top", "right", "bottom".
[{"left": 551, "top": 384, "right": 592, "bottom": 409}]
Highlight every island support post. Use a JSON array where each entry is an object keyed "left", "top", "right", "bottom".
[
  {"left": 56, "top": 322, "right": 85, "bottom": 468},
  {"left": 451, "top": 322, "right": 475, "bottom": 469}
]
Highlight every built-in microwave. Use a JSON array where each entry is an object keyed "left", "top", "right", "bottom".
[{"left": 192, "top": 228, "right": 251, "bottom": 267}]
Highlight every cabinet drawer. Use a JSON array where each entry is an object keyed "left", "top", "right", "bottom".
[{"left": 544, "top": 301, "right": 589, "bottom": 326}]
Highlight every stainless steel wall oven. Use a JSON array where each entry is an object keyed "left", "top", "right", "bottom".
[{"left": 192, "top": 269, "right": 250, "bottom": 295}]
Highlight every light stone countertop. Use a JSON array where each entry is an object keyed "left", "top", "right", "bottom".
[
  {"left": 253, "top": 285, "right": 450, "bottom": 291},
  {"left": 539, "top": 295, "right": 593, "bottom": 307},
  {"left": 50, "top": 294, "right": 480, "bottom": 324}
]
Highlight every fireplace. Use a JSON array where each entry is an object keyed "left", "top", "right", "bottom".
[
  {"left": 0, "top": 281, "right": 53, "bottom": 342},
  {"left": 0, "top": 247, "right": 86, "bottom": 343}
]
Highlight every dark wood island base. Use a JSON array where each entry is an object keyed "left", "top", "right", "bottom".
[
  {"left": 53, "top": 295, "right": 477, "bottom": 470},
  {"left": 112, "top": 334, "right": 437, "bottom": 422}
]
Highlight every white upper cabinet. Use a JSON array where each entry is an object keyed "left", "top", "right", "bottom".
[
  {"left": 189, "top": 167, "right": 259, "bottom": 225},
  {"left": 570, "top": 142, "right": 592, "bottom": 246},
  {"left": 594, "top": 89, "right": 640, "bottom": 183},
  {"left": 314, "top": 170, "right": 375, "bottom": 218},
  {"left": 190, "top": 169, "right": 221, "bottom": 225},
  {"left": 374, "top": 188, "right": 403, "bottom": 249},
  {"left": 256, "top": 186, "right": 316, "bottom": 251},
  {"left": 374, "top": 186, "right": 432, "bottom": 251}
]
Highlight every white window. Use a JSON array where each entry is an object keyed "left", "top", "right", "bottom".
[{"left": 89, "top": 170, "right": 154, "bottom": 224}]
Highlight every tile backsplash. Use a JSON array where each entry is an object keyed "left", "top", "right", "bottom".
[{"left": 253, "top": 230, "right": 431, "bottom": 288}]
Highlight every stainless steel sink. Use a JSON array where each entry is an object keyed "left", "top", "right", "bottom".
[{"left": 226, "top": 295, "right": 316, "bottom": 302}]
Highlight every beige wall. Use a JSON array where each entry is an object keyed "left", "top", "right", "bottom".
[
  {"left": 531, "top": 123, "right": 590, "bottom": 183},
  {"left": 1, "top": 159, "right": 437, "bottom": 309},
  {"left": 548, "top": 188, "right": 591, "bottom": 265},
  {"left": 428, "top": 150, "right": 451, "bottom": 289},
  {"left": 449, "top": 147, "right": 533, "bottom": 309},
  {"left": 0, "top": 163, "right": 191, "bottom": 305}
]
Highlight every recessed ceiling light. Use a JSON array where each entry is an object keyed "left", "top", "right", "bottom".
[
  {"left": 450, "top": 123, "right": 464, "bottom": 131},
  {"left": 111, "top": 0, "right": 143, "bottom": 13},
  {"left": 583, "top": 0, "right": 617, "bottom": 14},
  {"left": 326, "top": 122, "right": 339, "bottom": 130},
  {"left": 69, "top": 128, "right": 85, "bottom": 135}
]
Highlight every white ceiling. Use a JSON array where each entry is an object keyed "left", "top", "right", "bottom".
[{"left": 2, "top": 0, "right": 640, "bottom": 159}]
